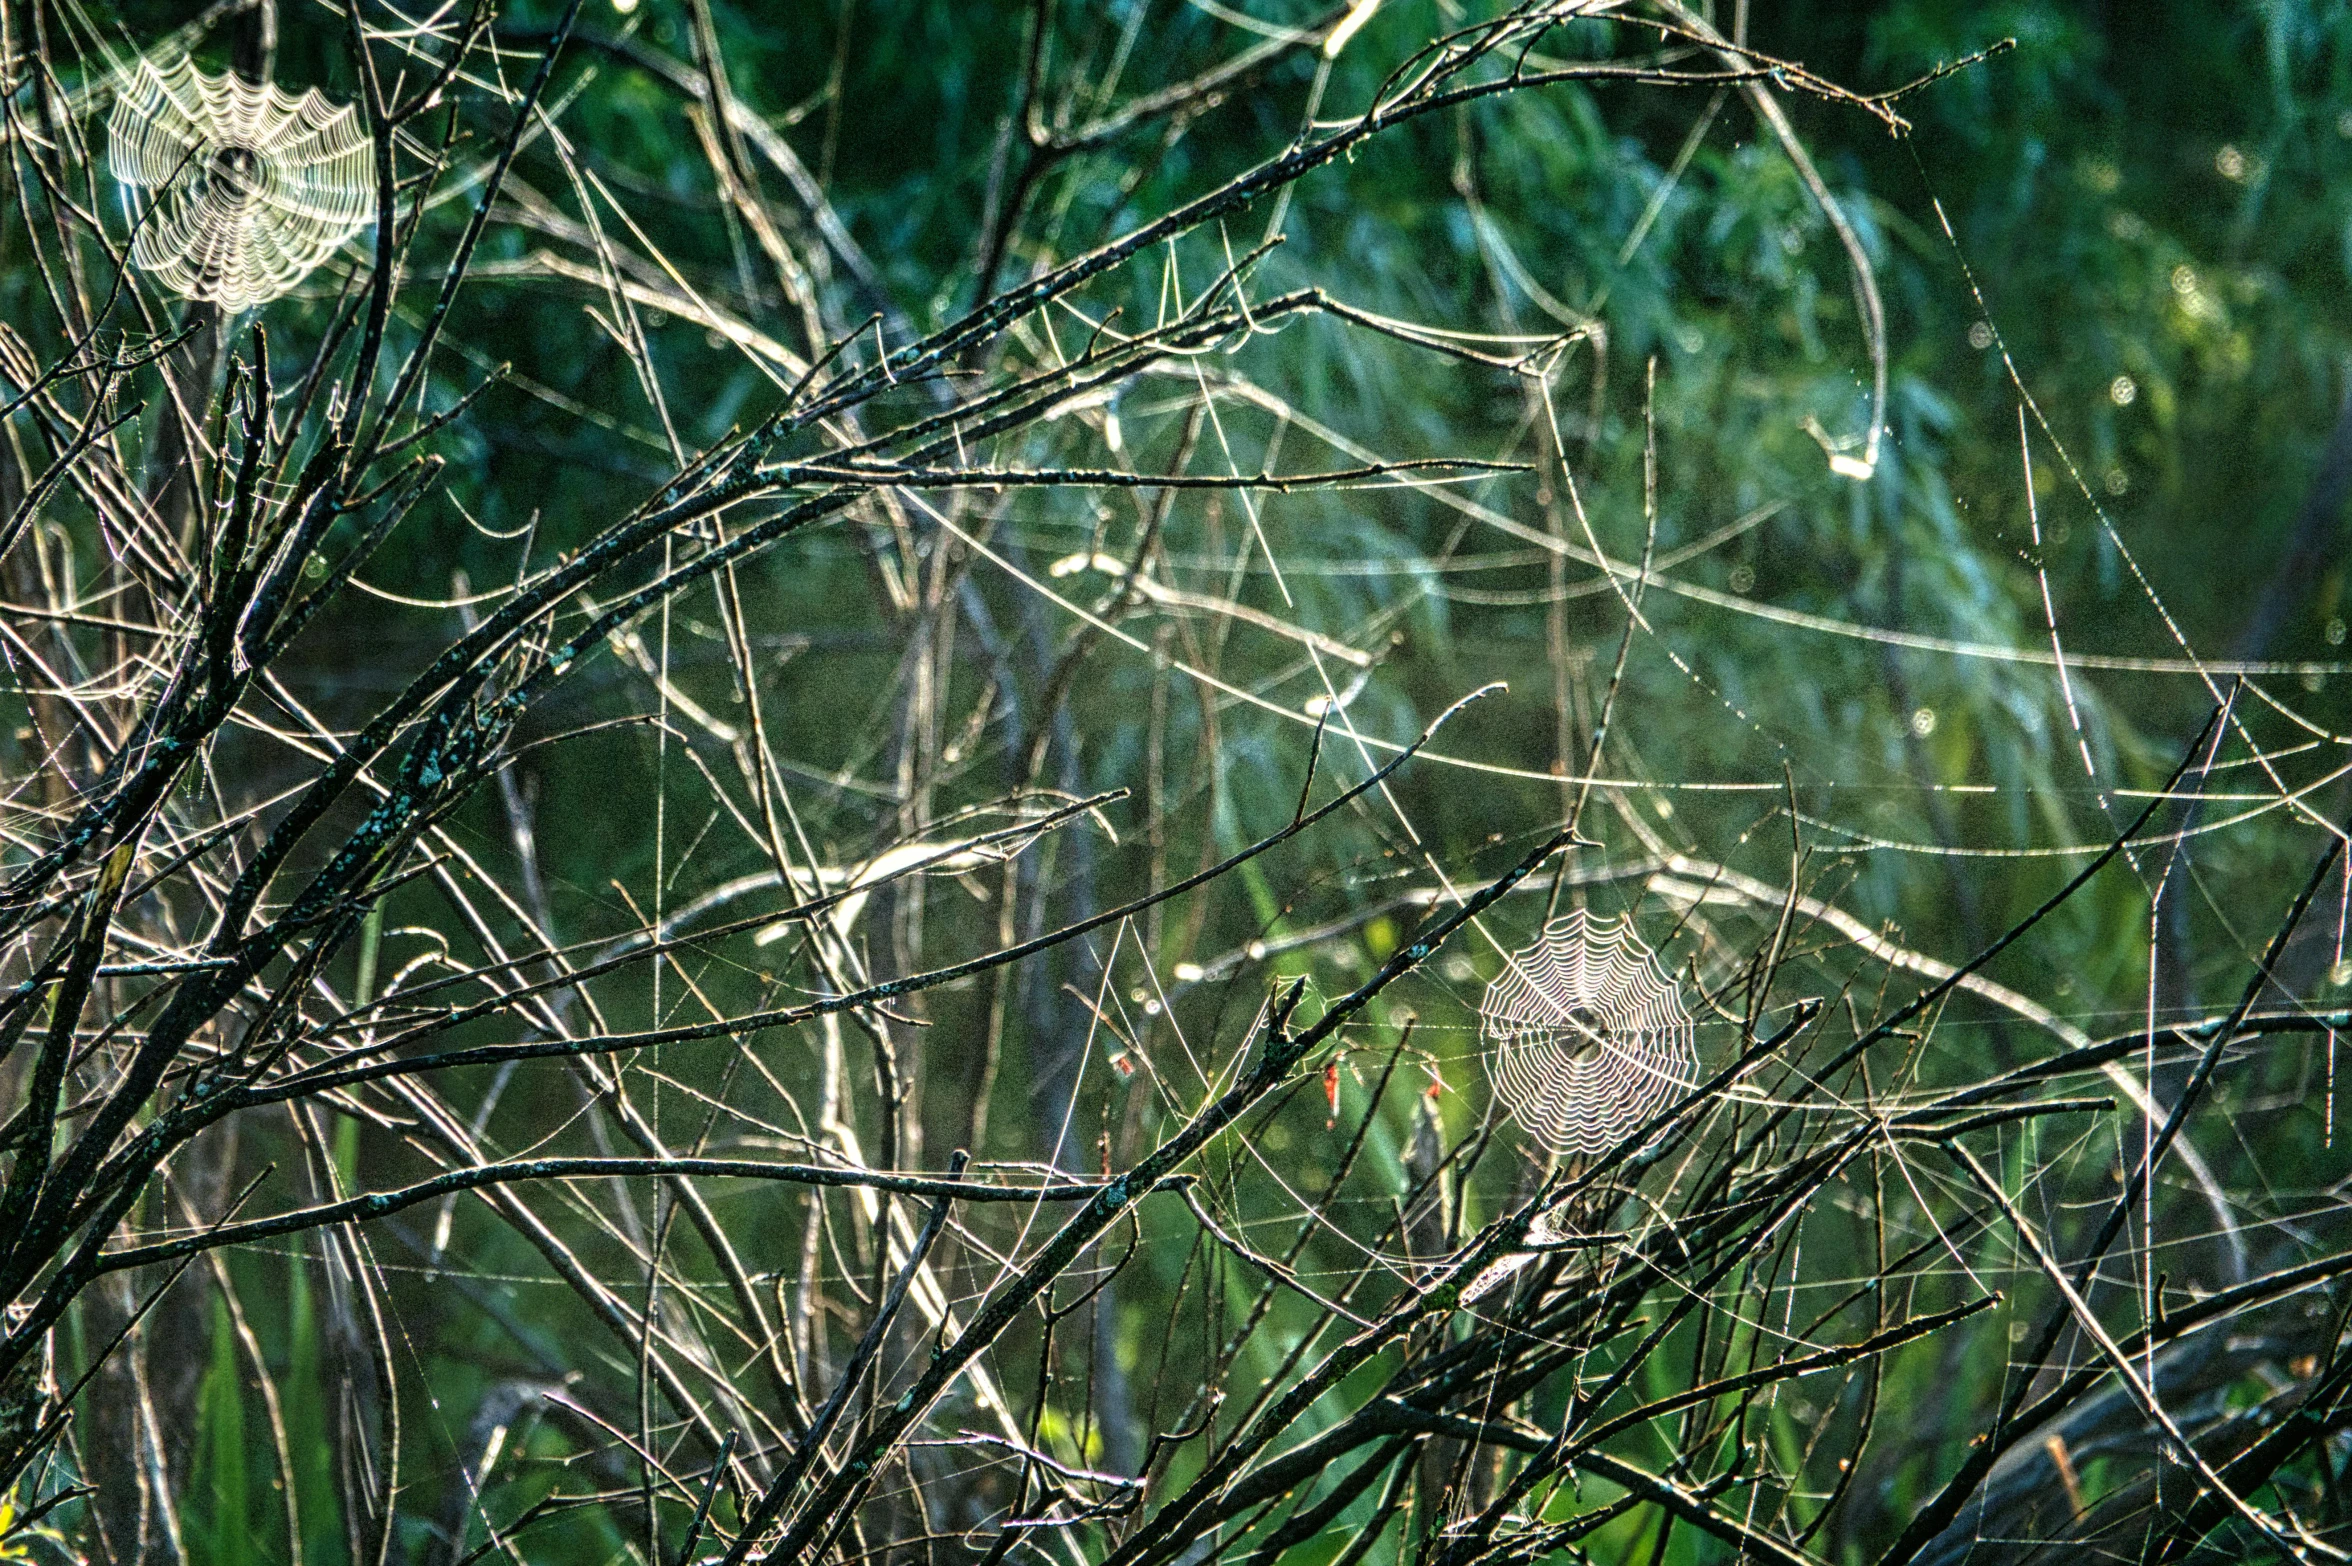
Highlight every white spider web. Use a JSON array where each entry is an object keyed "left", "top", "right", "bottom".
[
  {"left": 1481, "top": 909, "right": 1698, "bottom": 1158},
  {"left": 107, "top": 53, "right": 376, "bottom": 312}
]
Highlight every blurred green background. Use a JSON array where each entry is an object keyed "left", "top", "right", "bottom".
[{"left": 47, "top": 0, "right": 2352, "bottom": 1559}]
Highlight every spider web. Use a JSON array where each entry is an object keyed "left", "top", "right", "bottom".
[
  {"left": 1480, "top": 910, "right": 1697, "bottom": 1157},
  {"left": 107, "top": 53, "right": 376, "bottom": 311}
]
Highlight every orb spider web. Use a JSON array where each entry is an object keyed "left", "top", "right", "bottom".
[
  {"left": 108, "top": 53, "right": 376, "bottom": 312},
  {"left": 1481, "top": 910, "right": 1698, "bottom": 1158}
]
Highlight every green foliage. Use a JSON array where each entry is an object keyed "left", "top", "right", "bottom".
[
  {"left": 4, "top": 0, "right": 2350, "bottom": 1560},
  {"left": 191, "top": 1297, "right": 254, "bottom": 1566},
  {"left": 286, "top": 1250, "right": 344, "bottom": 1566}
]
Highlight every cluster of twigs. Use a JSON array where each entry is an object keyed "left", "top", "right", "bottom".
[{"left": 1, "top": 0, "right": 2349, "bottom": 1562}]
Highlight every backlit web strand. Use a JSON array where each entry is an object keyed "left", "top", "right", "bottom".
[
  {"left": 1481, "top": 911, "right": 1697, "bottom": 1157},
  {"left": 108, "top": 54, "right": 376, "bottom": 312}
]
